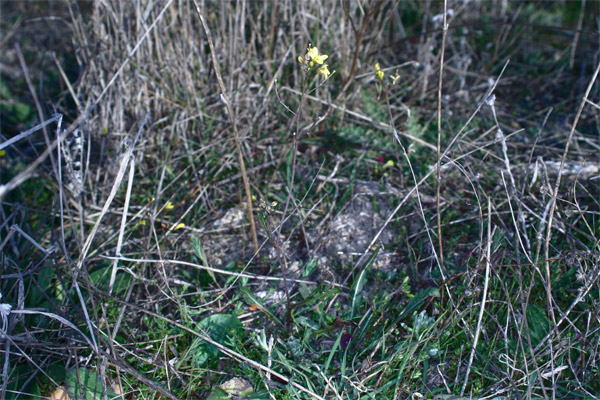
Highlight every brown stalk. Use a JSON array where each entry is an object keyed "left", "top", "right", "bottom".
[
  {"left": 192, "top": 0, "right": 259, "bottom": 252},
  {"left": 436, "top": 1, "right": 449, "bottom": 274},
  {"left": 340, "top": 1, "right": 385, "bottom": 93},
  {"left": 267, "top": 0, "right": 278, "bottom": 61}
]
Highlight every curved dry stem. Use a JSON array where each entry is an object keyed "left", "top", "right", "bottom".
[{"left": 192, "top": 0, "right": 259, "bottom": 253}]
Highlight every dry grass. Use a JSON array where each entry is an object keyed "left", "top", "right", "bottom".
[{"left": 1, "top": 1, "right": 599, "bottom": 399}]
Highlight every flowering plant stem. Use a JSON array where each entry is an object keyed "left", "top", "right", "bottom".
[{"left": 273, "top": 76, "right": 307, "bottom": 330}]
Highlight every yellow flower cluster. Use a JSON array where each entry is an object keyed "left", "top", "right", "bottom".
[
  {"left": 374, "top": 63, "right": 401, "bottom": 85},
  {"left": 375, "top": 63, "right": 385, "bottom": 83},
  {"left": 298, "top": 44, "right": 332, "bottom": 79}
]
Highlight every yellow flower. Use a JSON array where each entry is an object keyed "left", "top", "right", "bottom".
[
  {"left": 174, "top": 223, "right": 185, "bottom": 230},
  {"left": 307, "top": 45, "right": 328, "bottom": 65},
  {"left": 375, "top": 63, "right": 385, "bottom": 83},
  {"left": 0, "top": 149, "right": 6, "bottom": 157},
  {"left": 391, "top": 71, "right": 401, "bottom": 85},
  {"left": 139, "top": 219, "right": 146, "bottom": 226},
  {"left": 317, "top": 64, "right": 331, "bottom": 79},
  {"left": 299, "top": 44, "right": 332, "bottom": 77},
  {"left": 384, "top": 160, "right": 395, "bottom": 169},
  {"left": 165, "top": 201, "right": 175, "bottom": 210}
]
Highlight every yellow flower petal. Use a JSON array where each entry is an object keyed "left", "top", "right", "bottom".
[
  {"left": 165, "top": 201, "right": 175, "bottom": 210},
  {"left": 318, "top": 64, "right": 331, "bottom": 79},
  {"left": 375, "top": 63, "right": 385, "bottom": 82},
  {"left": 307, "top": 45, "right": 328, "bottom": 64},
  {"left": 174, "top": 223, "right": 185, "bottom": 230},
  {"left": 313, "top": 53, "right": 328, "bottom": 64}
]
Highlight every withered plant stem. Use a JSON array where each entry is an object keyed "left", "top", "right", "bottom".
[
  {"left": 341, "top": 1, "right": 385, "bottom": 92},
  {"left": 436, "top": 0, "right": 448, "bottom": 274},
  {"left": 193, "top": 1, "right": 259, "bottom": 252},
  {"left": 267, "top": 0, "right": 279, "bottom": 62}
]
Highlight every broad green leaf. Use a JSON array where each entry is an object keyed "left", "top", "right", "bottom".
[
  {"left": 65, "top": 368, "right": 118, "bottom": 400},
  {"left": 5, "top": 364, "right": 41, "bottom": 399},
  {"left": 188, "top": 313, "right": 242, "bottom": 367},
  {"left": 88, "top": 266, "right": 131, "bottom": 295},
  {"left": 219, "top": 377, "right": 253, "bottom": 396},
  {"left": 13, "top": 102, "right": 32, "bottom": 122},
  {"left": 206, "top": 388, "right": 229, "bottom": 400}
]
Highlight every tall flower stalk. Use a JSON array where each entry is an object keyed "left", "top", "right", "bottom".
[{"left": 271, "top": 45, "right": 334, "bottom": 329}]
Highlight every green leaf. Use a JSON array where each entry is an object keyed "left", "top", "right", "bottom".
[
  {"left": 350, "top": 248, "right": 379, "bottom": 319},
  {"left": 302, "top": 259, "right": 318, "bottom": 278},
  {"left": 207, "top": 385, "right": 268, "bottom": 400},
  {"left": 239, "top": 287, "right": 285, "bottom": 329},
  {"left": 219, "top": 377, "right": 253, "bottom": 396},
  {"left": 391, "top": 286, "right": 440, "bottom": 326},
  {"left": 191, "top": 236, "right": 208, "bottom": 265},
  {"left": 188, "top": 313, "right": 243, "bottom": 367},
  {"left": 5, "top": 364, "right": 41, "bottom": 399},
  {"left": 248, "top": 391, "right": 272, "bottom": 400},
  {"left": 28, "top": 267, "right": 56, "bottom": 307},
  {"left": 65, "top": 368, "right": 118, "bottom": 400},
  {"left": 88, "top": 266, "right": 131, "bottom": 295},
  {"left": 526, "top": 305, "right": 550, "bottom": 347},
  {"left": 0, "top": 78, "right": 11, "bottom": 98},
  {"left": 191, "top": 236, "right": 216, "bottom": 283},
  {"left": 206, "top": 388, "right": 229, "bottom": 400},
  {"left": 295, "top": 315, "right": 319, "bottom": 330},
  {"left": 355, "top": 308, "right": 374, "bottom": 343},
  {"left": 298, "top": 283, "right": 315, "bottom": 299},
  {"left": 13, "top": 102, "right": 32, "bottom": 122},
  {"left": 324, "top": 329, "right": 344, "bottom": 374}
]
